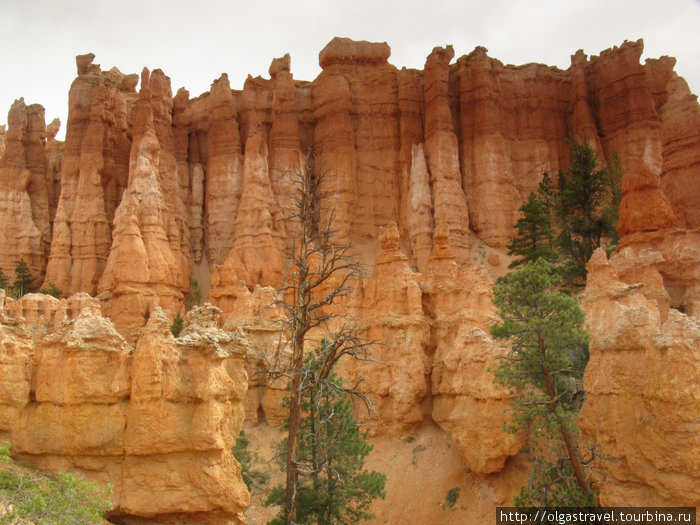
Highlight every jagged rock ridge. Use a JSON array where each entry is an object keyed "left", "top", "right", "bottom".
[{"left": 0, "top": 37, "right": 699, "bottom": 519}]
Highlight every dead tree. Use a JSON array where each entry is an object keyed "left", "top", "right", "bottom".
[{"left": 261, "top": 158, "right": 376, "bottom": 525}]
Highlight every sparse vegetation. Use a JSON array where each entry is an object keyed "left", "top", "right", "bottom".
[
  {"left": 12, "top": 259, "right": 33, "bottom": 298},
  {"left": 233, "top": 431, "right": 270, "bottom": 490},
  {"left": 259, "top": 159, "right": 382, "bottom": 524},
  {"left": 265, "top": 347, "right": 386, "bottom": 525},
  {"left": 186, "top": 279, "right": 202, "bottom": 310},
  {"left": 0, "top": 268, "right": 9, "bottom": 292},
  {"left": 38, "top": 283, "right": 63, "bottom": 298},
  {"left": 507, "top": 139, "right": 622, "bottom": 285},
  {"left": 555, "top": 141, "right": 622, "bottom": 283},
  {"left": 170, "top": 312, "right": 184, "bottom": 337},
  {"left": 0, "top": 444, "right": 113, "bottom": 524},
  {"left": 443, "top": 487, "right": 460, "bottom": 510}
]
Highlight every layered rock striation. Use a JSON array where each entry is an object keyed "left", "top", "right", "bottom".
[
  {"left": 582, "top": 238, "right": 700, "bottom": 507},
  {"left": 2, "top": 38, "right": 697, "bottom": 306},
  {"left": 0, "top": 37, "right": 699, "bottom": 517},
  {"left": 0, "top": 293, "right": 250, "bottom": 524}
]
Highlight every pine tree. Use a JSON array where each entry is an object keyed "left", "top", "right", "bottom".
[
  {"left": 185, "top": 279, "right": 202, "bottom": 310},
  {"left": 259, "top": 157, "right": 377, "bottom": 524},
  {"left": 0, "top": 267, "right": 9, "bottom": 291},
  {"left": 507, "top": 175, "right": 558, "bottom": 269},
  {"left": 267, "top": 342, "right": 386, "bottom": 525},
  {"left": 491, "top": 259, "right": 596, "bottom": 505},
  {"left": 13, "top": 259, "right": 33, "bottom": 298},
  {"left": 39, "top": 283, "right": 63, "bottom": 298},
  {"left": 556, "top": 140, "right": 620, "bottom": 283},
  {"left": 170, "top": 313, "right": 184, "bottom": 337}
]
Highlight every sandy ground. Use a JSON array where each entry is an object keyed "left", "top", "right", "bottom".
[{"left": 241, "top": 421, "right": 529, "bottom": 525}]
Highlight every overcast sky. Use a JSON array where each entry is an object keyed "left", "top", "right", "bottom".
[{"left": 1, "top": 0, "right": 699, "bottom": 141}]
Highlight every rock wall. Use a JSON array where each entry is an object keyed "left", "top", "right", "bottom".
[
  {"left": 2, "top": 38, "right": 697, "bottom": 307},
  {"left": 581, "top": 235, "right": 700, "bottom": 508},
  {"left": 0, "top": 36, "right": 699, "bottom": 517},
  {"left": 344, "top": 220, "right": 523, "bottom": 475},
  {"left": 0, "top": 292, "right": 250, "bottom": 524}
]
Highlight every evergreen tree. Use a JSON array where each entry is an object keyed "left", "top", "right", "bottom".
[
  {"left": 170, "top": 313, "right": 184, "bottom": 337},
  {"left": 259, "top": 157, "right": 377, "bottom": 525},
  {"left": 556, "top": 140, "right": 620, "bottom": 283},
  {"left": 491, "top": 259, "right": 596, "bottom": 505},
  {"left": 233, "top": 431, "right": 270, "bottom": 490},
  {"left": 601, "top": 152, "right": 623, "bottom": 248},
  {"left": 507, "top": 173, "right": 558, "bottom": 269},
  {"left": 39, "top": 283, "right": 63, "bottom": 298},
  {"left": 185, "top": 279, "right": 202, "bottom": 310},
  {"left": 0, "top": 267, "right": 9, "bottom": 291},
  {"left": 267, "top": 342, "right": 386, "bottom": 525},
  {"left": 13, "top": 259, "right": 33, "bottom": 298}
]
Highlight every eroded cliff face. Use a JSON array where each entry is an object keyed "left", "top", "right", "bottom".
[
  {"left": 0, "top": 36, "right": 699, "bottom": 518},
  {"left": 0, "top": 292, "right": 249, "bottom": 524},
  {"left": 581, "top": 235, "right": 700, "bottom": 507},
  {"left": 3, "top": 38, "right": 698, "bottom": 297}
]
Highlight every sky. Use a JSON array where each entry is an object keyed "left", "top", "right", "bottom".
[{"left": 1, "top": 0, "right": 699, "bottom": 141}]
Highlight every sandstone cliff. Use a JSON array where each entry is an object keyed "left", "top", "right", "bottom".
[
  {"left": 2, "top": 38, "right": 697, "bottom": 299},
  {"left": 0, "top": 36, "right": 699, "bottom": 519},
  {"left": 582, "top": 236, "right": 700, "bottom": 507},
  {"left": 0, "top": 293, "right": 249, "bottom": 524}
]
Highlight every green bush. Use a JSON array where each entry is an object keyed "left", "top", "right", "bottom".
[
  {"left": 170, "top": 312, "right": 184, "bottom": 338},
  {"left": 0, "top": 444, "right": 112, "bottom": 524},
  {"left": 38, "top": 283, "right": 63, "bottom": 298}
]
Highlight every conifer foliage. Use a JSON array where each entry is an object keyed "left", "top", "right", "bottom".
[
  {"left": 13, "top": 259, "right": 33, "bottom": 298},
  {"left": 491, "top": 259, "right": 596, "bottom": 505},
  {"left": 556, "top": 142, "right": 622, "bottom": 283},
  {"left": 507, "top": 172, "right": 558, "bottom": 269},
  {"left": 507, "top": 139, "right": 622, "bottom": 283},
  {"left": 260, "top": 158, "right": 383, "bottom": 524},
  {"left": 0, "top": 267, "right": 9, "bottom": 292},
  {"left": 267, "top": 342, "right": 385, "bottom": 525}
]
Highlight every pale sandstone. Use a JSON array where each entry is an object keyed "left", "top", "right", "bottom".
[
  {"left": 581, "top": 248, "right": 700, "bottom": 507},
  {"left": 0, "top": 301, "right": 249, "bottom": 524},
  {"left": 0, "top": 38, "right": 698, "bottom": 518}
]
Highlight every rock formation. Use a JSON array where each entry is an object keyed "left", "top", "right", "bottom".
[
  {"left": 0, "top": 295, "right": 250, "bottom": 524},
  {"left": 582, "top": 241, "right": 700, "bottom": 507},
  {"left": 0, "top": 99, "right": 50, "bottom": 285},
  {"left": 43, "top": 54, "right": 136, "bottom": 297},
  {"left": 0, "top": 36, "right": 699, "bottom": 519},
  {"left": 2, "top": 37, "right": 694, "bottom": 305},
  {"left": 97, "top": 69, "right": 187, "bottom": 341}
]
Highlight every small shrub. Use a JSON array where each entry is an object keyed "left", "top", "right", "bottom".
[
  {"left": 38, "top": 283, "right": 63, "bottom": 298},
  {"left": 186, "top": 279, "right": 202, "bottom": 310},
  {"left": 443, "top": 487, "right": 460, "bottom": 510},
  {"left": 0, "top": 268, "right": 9, "bottom": 292},
  {"left": 412, "top": 444, "right": 426, "bottom": 455},
  {"left": 170, "top": 313, "right": 184, "bottom": 338},
  {"left": 0, "top": 444, "right": 10, "bottom": 463},
  {"left": 0, "top": 444, "right": 112, "bottom": 524},
  {"left": 233, "top": 431, "right": 269, "bottom": 490}
]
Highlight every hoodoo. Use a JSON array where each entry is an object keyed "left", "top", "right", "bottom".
[{"left": 1, "top": 37, "right": 698, "bottom": 523}]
